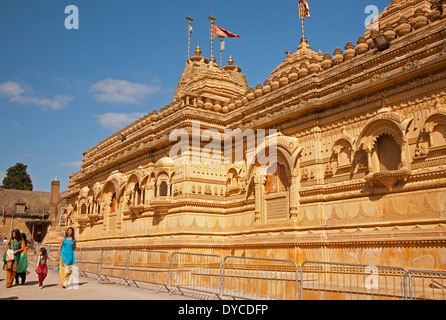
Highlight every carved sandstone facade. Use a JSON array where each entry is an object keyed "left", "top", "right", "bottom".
[{"left": 47, "top": 0, "right": 446, "bottom": 271}]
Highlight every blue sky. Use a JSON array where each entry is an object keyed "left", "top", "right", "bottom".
[{"left": 0, "top": 0, "right": 390, "bottom": 192}]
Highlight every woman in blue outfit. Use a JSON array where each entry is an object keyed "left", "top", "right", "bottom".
[{"left": 56, "top": 227, "right": 76, "bottom": 288}]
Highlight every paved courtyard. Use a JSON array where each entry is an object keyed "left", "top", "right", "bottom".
[{"left": 0, "top": 265, "right": 199, "bottom": 301}]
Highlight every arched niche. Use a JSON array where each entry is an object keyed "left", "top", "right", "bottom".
[{"left": 423, "top": 113, "right": 446, "bottom": 150}]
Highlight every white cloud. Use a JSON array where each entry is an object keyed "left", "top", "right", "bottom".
[
  {"left": 0, "top": 81, "right": 74, "bottom": 110},
  {"left": 0, "top": 81, "right": 25, "bottom": 97},
  {"left": 0, "top": 170, "right": 5, "bottom": 184},
  {"left": 59, "top": 161, "right": 83, "bottom": 168},
  {"left": 90, "top": 78, "right": 160, "bottom": 104},
  {"left": 96, "top": 112, "right": 145, "bottom": 130}
]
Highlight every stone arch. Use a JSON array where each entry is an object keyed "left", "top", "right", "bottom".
[
  {"left": 355, "top": 116, "right": 410, "bottom": 173},
  {"left": 155, "top": 171, "right": 171, "bottom": 198},
  {"left": 226, "top": 167, "right": 242, "bottom": 195},
  {"left": 86, "top": 189, "right": 95, "bottom": 215},
  {"left": 356, "top": 118, "right": 405, "bottom": 152},
  {"left": 332, "top": 138, "right": 354, "bottom": 167},
  {"left": 423, "top": 113, "right": 446, "bottom": 148},
  {"left": 100, "top": 179, "right": 120, "bottom": 215},
  {"left": 126, "top": 174, "right": 143, "bottom": 206},
  {"left": 374, "top": 133, "right": 402, "bottom": 171}
]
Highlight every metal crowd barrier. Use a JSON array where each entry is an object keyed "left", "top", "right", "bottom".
[
  {"left": 404, "top": 270, "right": 446, "bottom": 300},
  {"left": 122, "top": 249, "right": 170, "bottom": 293},
  {"left": 98, "top": 248, "right": 128, "bottom": 282},
  {"left": 169, "top": 252, "right": 223, "bottom": 299},
  {"left": 222, "top": 256, "right": 299, "bottom": 300},
  {"left": 300, "top": 261, "right": 408, "bottom": 300},
  {"left": 31, "top": 244, "right": 446, "bottom": 300},
  {"left": 77, "top": 248, "right": 102, "bottom": 280}
]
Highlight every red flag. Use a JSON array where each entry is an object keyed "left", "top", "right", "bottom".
[
  {"left": 299, "top": 0, "right": 310, "bottom": 18},
  {"left": 213, "top": 24, "right": 240, "bottom": 38}
]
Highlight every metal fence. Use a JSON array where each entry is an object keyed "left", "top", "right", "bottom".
[
  {"left": 169, "top": 252, "right": 223, "bottom": 299},
  {"left": 301, "top": 261, "right": 408, "bottom": 300},
  {"left": 404, "top": 270, "right": 446, "bottom": 300},
  {"left": 20, "top": 245, "right": 446, "bottom": 300},
  {"left": 223, "top": 256, "right": 299, "bottom": 300},
  {"left": 124, "top": 249, "right": 170, "bottom": 293}
]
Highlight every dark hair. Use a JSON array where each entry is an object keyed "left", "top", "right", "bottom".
[
  {"left": 11, "top": 229, "right": 21, "bottom": 240},
  {"left": 39, "top": 247, "right": 48, "bottom": 259},
  {"left": 20, "top": 233, "right": 28, "bottom": 246},
  {"left": 65, "top": 227, "right": 75, "bottom": 239}
]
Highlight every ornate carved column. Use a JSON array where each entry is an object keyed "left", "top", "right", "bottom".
[
  {"left": 289, "top": 175, "right": 299, "bottom": 220},
  {"left": 400, "top": 139, "right": 409, "bottom": 170},
  {"left": 254, "top": 174, "right": 265, "bottom": 223},
  {"left": 424, "top": 122, "right": 436, "bottom": 147}
]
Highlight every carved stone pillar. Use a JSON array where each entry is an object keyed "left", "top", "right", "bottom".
[
  {"left": 424, "top": 122, "right": 436, "bottom": 147},
  {"left": 367, "top": 149, "right": 374, "bottom": 173},
  {"left": 254, "top": 174, "right": 265, "bottom": 223},
  {"left": 289, "top": 175, "right": 299, "bottom": 220},
  {"left": 400, "top": 139, "right": 409, "bottom": 170}
]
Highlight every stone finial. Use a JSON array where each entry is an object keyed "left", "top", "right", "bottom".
[
  {"left": 355, "top": 36, "right": 369, "bottom": 55},
  {"left": 332, "top": 47, "right": 344, "bottom": 65},
  {"left": 279, "top": 72, "right": 289, "bottom": 86},
  {"left": 321, "top": 52, "right": 332, "bottom": 70},
  {"left": 309, "top": 57, "right": 320, "bottom": 74},
  {"left": 213, "top": 101, "right": 222, "bottom": 112},
  {"left": 228, "top": 98, "right": 236, "bottom": 111},
  {"left": 411, "top": 9, "right": 428, "bottom": 30},
  {"left": 343, "top": 42, "right": 356, "bottom": 60},
  {"left": 428, "top": 1, "right": 442, "bottom": 22},
  {"left": 396, "top": 16, "right": 412, "bottom": 37},
  {"left": 204, "top": 98, "right": 213, "bottom": 110},
  {"left": 195, "top": 45, "right": 202, "bottom": 56},
  {"left": 271, "top": 76, "right": 280, "bottom": 90},
  {"left": 262, "top": 79, "right": 272, "bottom": 94},
  {"left": 382, "top": 24, "right": 396, "bottom": 40},
  {"left": 255, "top": 83, "right": 263, "bottom": 98},
  {"left": 289, "top": 67, "right": 299, "bottom": 81},
  {"left": 247, "top": 87, "right": 256, "bottom": 101},
  {"left": 298, "top": 62, "right": 309, "bottom": 78}
]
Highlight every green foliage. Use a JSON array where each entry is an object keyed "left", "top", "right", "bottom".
[{"left": 2, "top": 163, "right": 33, "bottom": 191}]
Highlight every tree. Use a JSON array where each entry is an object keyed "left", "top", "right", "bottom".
[{"left": 2, "top": 163, "right": 33, "bottom": 191}]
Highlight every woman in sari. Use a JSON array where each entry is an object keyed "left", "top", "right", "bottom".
[
  {"left": 15, "top": 233, "right": 29, "bottom": 285},
  {"left": 57, "top": 227, "right": 76, "bottom": 288},
  {"left": 3, "top": 229, "right": 24, "bottom": 288}
]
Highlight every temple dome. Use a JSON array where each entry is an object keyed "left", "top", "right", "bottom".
[
  {"left": 174, "top": 46, "right": 249, "bottom": 103},
  {"left": 270, "top": 39, "right": 322, "bottom": 79},
  {"left": 155, "top": 156, "right": 174, "bottom": 169}
]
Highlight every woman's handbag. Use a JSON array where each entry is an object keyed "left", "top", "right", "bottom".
[{"left": 5, "top": 249, "right": 14, "bottom": 262}]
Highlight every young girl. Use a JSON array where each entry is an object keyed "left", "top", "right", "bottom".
[{"left": 36, "top": 247, "right": 48, "bottom": 289}]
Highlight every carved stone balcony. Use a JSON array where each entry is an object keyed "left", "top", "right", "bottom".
[
  {"left": 128, "top": 204, "right": 145, "bottom": 215},
  {"left": 88, "top": 213, "right": 102, "bottom": 222},
  {"left": 75, "top": 215, "right": 90, "bottom": 227},
  {"left": 365, "top": 169, "right": 411, "bottom": 190}
]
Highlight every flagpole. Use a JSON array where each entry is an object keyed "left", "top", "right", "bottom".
[
  {"left": 297, "top": 1, "right": 306, "bottom": 42},
  {"left": 186, "top": 17, "right": 194, "bottom": 60},
  {"left": 218, "top": 35, "right": 225, "bottom": 69},
  {"left": 209, "top": 16, "right": 216, "bottom": 60}
]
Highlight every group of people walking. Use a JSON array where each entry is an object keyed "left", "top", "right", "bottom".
[{"left": 2, "top": 227, "right": 76, "bottom": 289}]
